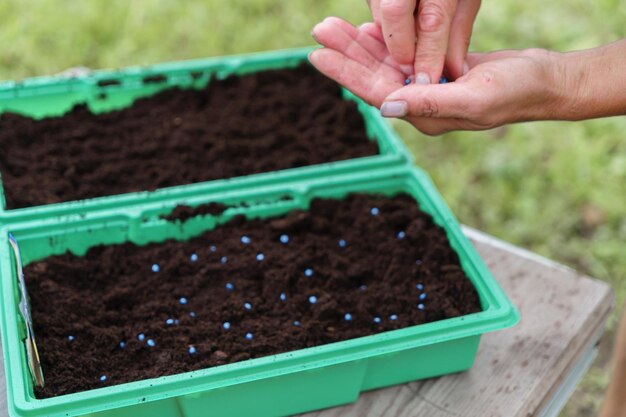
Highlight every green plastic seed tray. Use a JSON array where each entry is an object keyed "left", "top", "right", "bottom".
[
  {"left": 0, "top": 167, "right": 519, "bottom": 417},
  {"left": 0, "top": 47, "right": 411, "bottom": 224}
]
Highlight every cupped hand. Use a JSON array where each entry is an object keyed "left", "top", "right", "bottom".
[
  {"left": 367, "top": 0, "right": 481, "bottom": 82},
  {"left": 310, "top": 17, "right": 564, "bottom": 136}
]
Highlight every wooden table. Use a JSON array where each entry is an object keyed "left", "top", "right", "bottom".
[{"left": 0, "top": 228, "right": 613, "bottom": 417}]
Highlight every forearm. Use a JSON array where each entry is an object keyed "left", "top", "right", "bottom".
[{"left": 556, "top": 39, "right": 626, "bottom": 121}]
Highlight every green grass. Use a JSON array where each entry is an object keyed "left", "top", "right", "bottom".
[{"left": 1, "top": 1, "right": 625, "bottom": 416}]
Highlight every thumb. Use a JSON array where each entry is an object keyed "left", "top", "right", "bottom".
[{"left": 380, "top": 83, "right": 476, "bottom": 119}]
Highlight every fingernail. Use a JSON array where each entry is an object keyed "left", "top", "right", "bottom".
[
  {"left": 463, "top": 61, "right": 469, "bottom": 75},
  {"left": 400, "top": 65, "right": 414, "bottom": 75},
  {"left": 416, "top": 72, "right": 431, "bottom": 85},
  {"left": 381, "top": 101, "right": 408, "bottom": 118},
  {"left": 310, "top": 29, "right": 320, "bottom": 44}
]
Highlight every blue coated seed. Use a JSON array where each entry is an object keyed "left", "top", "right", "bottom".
[
  {"left": 67, "top": 335, "right": 75, "bottom": 342},
  {"left": 119, "top": 341, "right": 126, "bottom": 349},
  {"left": 188, "top": 345, "right": 197, "bottom": 355},
  {"left": 293, "top": 321, "right": 301, "bottom": 327},
  {"left": 256, "top": 253, "right": 265, "bottom": 262},
  {"left": 439, "top": 76, "right": 448, "bottom": 84},
  {"left": 151, "top": 263, "right": 160, "bottom": 273},
  {"left": 210, "top": 245, "right": 217, "bottom": 252},
  {"left": 225, "top": 282, "right": 234, "bottom": 291},
  {"left": 404, "top": 77, "right": 411, "bottom": 85},
  {"left": 190, "top": 253, "right": 198, "bottom": 262},
  {"left": 280, "top": 234, "right": 289, "bottom": 244},
  {"left": 241, "top": 235, "right": 251, "bottom": 244},
  {"left": 166, "top": 318, "right": 174, "bottom": 326},
  {"left": 370, "top": 207, "right": 380, "bottom": 216},
  {"left": 419, "top": 293, "right": 427, "bottom": 301},
  {"left": 304, "top": 268, "right": 314, "bottom": 277},
  {"left": 220, "top": 256, "right": 228, "bottom": 264},
  {"left": 147, "top": 339, "right": 156, "bottom": 347},
  {"left": 244, "top": 302, "right": 252, "bottom": 310},
  {"left": 417, "top": 303, "right": 425, "bottom": 310},
  {"left": 359, "top": 284, "right": 367, "bottom": 291},
  {"left": 390, "top": 314, "right": 398, "bottom": 321},
  {"left": 174, "top": 319, "right": 180, "bottom": 325},
  {"left": 137, "top": 333, "right": 145, "bottom": 341},
  {"left": 344, "top": 313, "right": 353, "bottom": 321},
  {"left": 373, "top": 316, "right": 381, "bottom": 324},
  {"left": 397, "top": 231, "right": 406, "bottom": 240},
  {"left": 189, "top": 311, "right": 197, "bottom": 318},
  {"left": 308, "top": 295, "right": 318, "bottom": 304},
  {"left": 280, "top": 292, "right": 287, "bottom": 301},
  {"left": 99, "top": 375, "right": 107, "bottom": 382},
  {"left": 415, "top": 259, "right": 422, "bottom": 265},
  {"left": 179, "top": 297, "right": 188, "bottom": 305},
  {"left": 245, "top": 333, "right": 254, "bottom": 340},
  {"left": 416, "top": 284, "right": 424, "bottom": 291},
  {"left": 223, "top": 322, "right": 231, "bottom": 330},
  {"left": 338, "top": 239, "right": 347, "bottom": 248}
]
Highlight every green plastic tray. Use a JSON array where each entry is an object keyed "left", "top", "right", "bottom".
[
  {"left": 0, "top": 47, "right": 411, "bottom": 223},
  {"left": 0, "top": 167, "right": 519, "bottom": 417}
]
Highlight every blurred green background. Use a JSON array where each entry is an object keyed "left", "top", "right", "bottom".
[{"left": 0, "top": 1, "right": 624, "bottom": 415}]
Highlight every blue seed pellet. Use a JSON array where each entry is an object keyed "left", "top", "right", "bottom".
[
  {"left": 188, "top": 345, "right": 197, "bottom": 355},
  {"left": 280, "top": 292, "right": 287, "bottom": 301},
  {"left": 304, "top": 268, "right": 314, "bottom": 277},
  {"left": 210, "top": 245, "right": 217, "bottom": 252},
  {"left": 439, "top": 76, "right": 448, "bottom": 84},
  {"left": 225, "top": 282, "right": 234, "bottom": 291},
  {"left": 223, "top": 322, "right": 231, "bottom": 330},
  {"left": 373, "top": 316, "right": 382, "bottom": 324},
  {"left": 419, "top": 293, "right": 427, "bottom": 301},
  {"left": 137, "top": 333, "right": 146, "bottom": 341},
  {"left": 119, "top": 341, "right": 126, "bottom": 349},
  {"left": 338, "top": 239, "right": 347, "bottom": 248},
  {"left": 417, "top": 303, "right": 425, "bottom": 310},
  {"left": 174, "top": 319, "right": 180, "bottom": 325},
  {"left": 404, "top": 77, "right": 411, "bottom": 85},
  {"left": 397, "top": 231, "right": 406, "bottom": 240},
  {"left": 280, "top": 234, "right": 289, "bottom": 244},
  {"left": 416, "top": 284, "right": 424, "bottom": 291},
  {"left": 99, "top": 375, "right": 107, "bottom": 382},
  {"left": 293, "top": 321, "right": 301, "bottom": 327},
  {"left": 189, "top": 311, "right": 197, "bottom": 318},
  {"left": 244, "top": 302, "right": 252, "bottom": 310},
  {"left": 220, "top": 256, "right": 228, "bottom": 264},
  {"left": 256, "top": 252, "right": 265, "bottom": 262},
  {"left": 190, "top": 253, "right": 199, "bottom": 262},
  {"left": 390, "top": 314, "right": 398, "bottom": 321},
  {"left": 359, "top": 284, "right": 367, "bottom": 291},
  {"left": 308, "top": 295, "right": 318, "bottom": 304},
  {"left": 179, "top": 297, "right": 188, "bottom": 305},
  {"left": 67, "top": 335, "right": 75, "bottom": 342},
  {"left": 151, "top": 263, "right": 160, "bottom": 273},
  {"left": 241, "top": 235, "right": 251, "bottom": 245},
  {"left": 415, "top": 259, "right": 423, "bottom": 265},
  {"left": 245, "top": 332, "right": 254, "bottom": 340},
  {"left": 166, "top": 318, "right": 175, "bottom": 326},
  {"left": 370, "top": 207, "right": 380, "bottom": 216},
  {"left": 344, "top": 313, "right": 353, "bottom": 321},
  {"left": 146, "top": 339, "right": 156, "bottom": 347}
]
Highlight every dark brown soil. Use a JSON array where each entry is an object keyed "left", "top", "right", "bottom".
[
  {"left": 0, "top": 65, "right": 378, "bottom": 209},
  {"left": 161, "top": 202, "right": 229, "bottom": 222},
  {"left": 25, "top": 193, "right": 481, "bottom": 398}
]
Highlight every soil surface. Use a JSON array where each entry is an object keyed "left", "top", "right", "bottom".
[
  {"left": 25, "top": 194, "right": 482, "bottom": 398},
  {"left": 0, "top": 65, "right": 378, "bottom": 209}
]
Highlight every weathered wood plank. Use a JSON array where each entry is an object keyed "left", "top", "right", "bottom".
[{"left": 0, "top": 228, "right": 613, "bottom": 417}]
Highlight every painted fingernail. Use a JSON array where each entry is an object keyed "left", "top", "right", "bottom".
[
  {"left": 463, "top": 61, "right": 470, "bottom": 75},
  {"left": 381, "top": 101, "right": 408, "bottom": 118},
  {"left": 416, "top": 72, "right": 431, "bottom": 85},
  {"left": 400, "top": 65, "right": 414, "bottom": 75}
]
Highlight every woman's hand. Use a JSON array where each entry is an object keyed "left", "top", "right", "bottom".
[
  {"left": 310, "top": 17, "right": 566, "bottom": 136},
  {"left": 366, "top": 0, "right": 481, "bottom": 82}
]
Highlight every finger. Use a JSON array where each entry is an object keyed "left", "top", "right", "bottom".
[
  {"left": 380, "top": 82, "right": 477, "bottom": 119},
  {"left": 309, "top": 48, "right": 403, "bottom": 107},
  {"left": 413, "top": 0, "right": 457, "bottom": 84},
  {"left": 405, "top": 115, "right": 466, "bottom": 135},
  {"left": 446, "top": 0, "right": 481, "bottom": 79},
  {"left": 359, "top": 22, "right": 385, "bottom": 42},
  {"left": 312, "top": 18, "right": 401, "bottom": 79},
  {"left": 380, "top": 0, "right": 418, "bottom": 67},
  {"left": 368, "top": 0, "right": 382, "bottom": 24}
]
